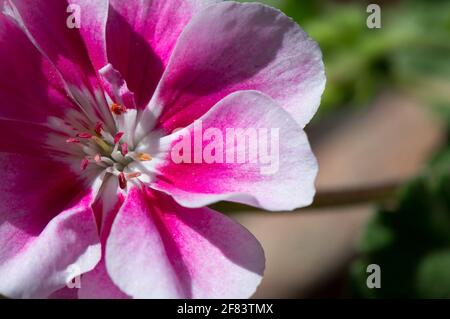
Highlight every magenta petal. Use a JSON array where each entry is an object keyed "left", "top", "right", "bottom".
[
  {"left": 5, "top": 0, "right": 113, "bottom": 127},
  {"left": 0, "top": 157, "right": 101, "bottom": 298},
  {"left": 105, "top": 187, "right": 264, "bottom": 299},
  {"left": 0, "top": 154, "right": 88, "bottom": 230},
  {"left": 0, "top": 120, "right": 62, "bottom": 158},
  {"left": 68, "top": 0, "right": 109, "bottom": 73},
  {"left": 7, "top": 0, "right": 100, "bottom": 92},
  {"left": 99, "top": 64, "right": 137, "bottom": 109},
  {"left": 105, "top": 0, "right": 218, "bottom": 108},
  {"left": 153, "top": 91, "right": 318, "bottom": 211},
  {"left": 0, "top": 11, "right": 77, "bottom": 124},
  {"left": 78, "top": 177, "right": 129, "bottom": 299},
  {"left": 0, "top": 152, "right": 101, "bottom": 298},
  {"left": 77, "top": 259, "right": 130, "bottom": 299},
  {"left": 48, "top": 287, "right": 79, "bottom": 299},
  {"left": 152, "top": 1, "right": 325, "bottom": 132}
]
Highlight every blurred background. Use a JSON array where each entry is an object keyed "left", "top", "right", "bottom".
[{"left": 224, "top": 0, "right": 450, "bottom": 298}]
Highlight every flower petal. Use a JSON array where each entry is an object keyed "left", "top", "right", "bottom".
[
  {"left": 67, "top": 0, "right": 109, "bottom": 74},
  {"left": 152, "top": 91, "right": 318, "bottom": 211},
  {"left": 48, "top": 287, "right": 79, "bottom": 299},
  {"left": 99, "top": 63, "right": 137, "bottom": 110},
  {"left": 77, "top": 259, "right": 129, "bottom": 299},
  {"left": 5, "top": 0, "right": 114, "bottom": 127},
  {"left": 0, "top": 120, "right": 57, "bottom": 157},
  {"left": 0, "top": 155, "right": 101, "bottom": 298},
  {"left": 78, "top": 176, "right": 129, "bottom": 299},
  {"left": 6, "top": 0, "right": 98, "bottom": 92},
  {"left": 0, "top": 11, "right": 77, "bottom": 124},
  {"left": 105, "top": 187, "right": 264, "bottom": 299},
  {"left": 105, "top": 0, "right": 219, "bottom": 108},
  {"left": 149, "top": 1, "right": 325, "bottom": 132}
]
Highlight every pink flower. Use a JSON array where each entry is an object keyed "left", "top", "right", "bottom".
[{"left": 0, "top": 0, "right": 325, "bottom": 299}]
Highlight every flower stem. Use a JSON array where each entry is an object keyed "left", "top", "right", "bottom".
[{"left": 211, "top": 180, "right": 402, "bottom": 214}]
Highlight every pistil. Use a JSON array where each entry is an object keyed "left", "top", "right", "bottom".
[{"left": 92, "top": 136, "right": 113, "bottom": 153}]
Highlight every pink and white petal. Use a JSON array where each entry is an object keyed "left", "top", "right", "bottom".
[
  {"left": 152, "top": 91, "right": 318, "bottom": 211},
  {"left": 99, "top": 64, "right": 137, "bottom": 110},
  {"left": 68, "top": 0, "right": 109, "bottom": 73},
  {"left": 106, "top": 0, "right": 219, "bottom": 108},
  {"left": 48, "top": 286, "right": 79, "bottom": 299},
  {"left": 0, "top": 157, "right": 101, "bottom": 298},
  {"left": 4, "top": 0, "right": 113, "bottom": 126},
  {"left": 0, "top": 202, "right": 101, "bottom": 299},
  {"left": 6, "top": 0, "right": 99, "bottom": 92},
  {"left": 77, "top": 259, "right": 129, "bottom": 299},
  {"left": 91, "top": 174, "right": 125, "bottom": 234},
  {"left": 0, "top": 116, "right": 98, "bottom": 176},
  {"left": 77, "top": 175, "right": 128, "bottom": 299},
  {"left": 150, "top": 1, "right": 325, "bottom": 132},
  {"left": 0, "top": 10, "right": 78, "bottom": 124},
  {"left": 105, "top": 187, "right": 264, "bottom": 299},
  {"left": 0, "top": 154, "right": 87, "bottom": 224}
]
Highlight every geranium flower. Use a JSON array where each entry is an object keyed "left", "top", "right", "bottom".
[{"left": 0, "top": 0, "right": 325, "bottom": 298}]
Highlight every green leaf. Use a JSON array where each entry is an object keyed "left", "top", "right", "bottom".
[
  {"left": 416, "top": 250, "right": 450, "bottom": 298},
  {"left": 350, "top": 148, "right": 450, "bottom": 298}
]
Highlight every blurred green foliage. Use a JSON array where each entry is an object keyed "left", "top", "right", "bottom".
[
  {"left": 243, "top": 0, "right": 450, "bottom": 118},
  {"left": 350, "top": 146, "right": 450, "bottom": 298},
  {"left": 242, "top": 0, "right": 450, "bottom": 298}
]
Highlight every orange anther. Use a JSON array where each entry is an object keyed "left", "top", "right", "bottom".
[{"left": 138, "top": 153, "right": 152, "bottom": 162}]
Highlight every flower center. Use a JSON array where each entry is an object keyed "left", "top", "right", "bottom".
[{"left": 63, "top": 104, "right": 152, "bottom": 189}]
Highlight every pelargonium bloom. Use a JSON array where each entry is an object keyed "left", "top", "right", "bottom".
[{"left": 0, "top": 0, "right": 325, "bottom": 299}]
